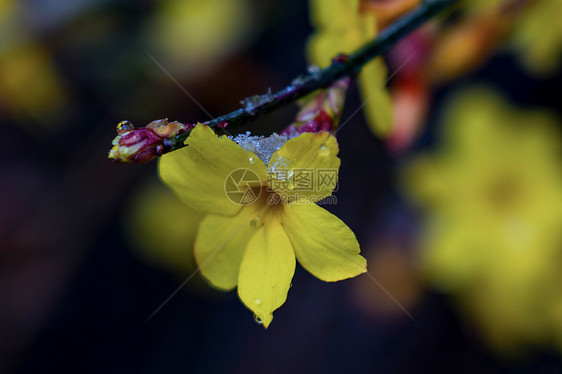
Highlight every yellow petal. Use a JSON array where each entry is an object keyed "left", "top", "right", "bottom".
[
  {"left": 308, "top": 29, "right": 363, "bottom": 67},
  {"left": 237, "top": 218, "right": 295, "bottom": 328},
  {"left": 283, "top": 203, "right": 366, "bottom": 281},
  {"left": 195, "top": 204, "right": 263, "bottom": 290},
  {"left": 358, "top": 59, "right": 394, "bottom": 136},
  {"left": 310, "top": 0, "right": 359, "bottom": 30},
  {"left": 307, "top": 10, "right": 368, "bottom": 67},
  {"left": 268, "top": 132, "right": 340, "bottom": 201},
  {"left": 159, "top": 124, "right": 268, "bottom": 215},
  {"left": 307, "top": 2, "right": 368, "bottom": 67}
]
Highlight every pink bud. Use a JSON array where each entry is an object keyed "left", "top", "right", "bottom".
[{"left": 108, "top": 119, "right": 190, "bottom": 163}]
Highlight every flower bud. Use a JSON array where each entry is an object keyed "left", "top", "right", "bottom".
[
  {"left": 108, "top": 119, "right": 191, "bottom": 163},
  {"left": 281, "top": 77, "right": 350, "bottom": 138}
]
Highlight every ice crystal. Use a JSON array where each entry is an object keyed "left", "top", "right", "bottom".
[{"left": 229, "top": 132, "right": 288, "bottom": 164}]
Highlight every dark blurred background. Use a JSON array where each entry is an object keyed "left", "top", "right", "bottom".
[{"left": 2, "top": 0, "right": 562, "bottom": 373}]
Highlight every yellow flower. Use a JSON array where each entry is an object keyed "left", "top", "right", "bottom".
[
  {"left": 403, "top": 87, "right": 562, "bottom": 354},
  {"left": 0, "top": 45, "right": 69, "bottom": 128},
  {"left": 514, "top": 0, "right": 562, "bottom": 74},
  {"left": 159, "top": 124, "right": 367, "bottom": 327},
  {"left": 307, "top": 0, "right": 393, "bottom": 136},
  {"left": 146, "top": 0, "right": 254, "bottom": 78},
  {"left": 0, "top": 2, "right": 69, "bottom": 128}
]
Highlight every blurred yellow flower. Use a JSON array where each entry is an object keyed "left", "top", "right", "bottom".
[
  {"left": 307, "top": 0, "right": 393, "bottom": 136},
  {"left": 159, "top": 124, "right": 366, "bottom": 327},
  {"left": 514, "top": 0, "right": 562, "bottom": 74},
  {"left": 0, "top": 46, "right": 68, "bottom": 128},
  {"left": 125, "top": 179, "right": 204, "bottom": 275},
  {"left": 146, "top": 0, "right": 254, "bottom": 78},
  {"left": 0, "top": 0, "right": 13, "bottom": 14},
  {"left": 403, "top": 88, "right": 562, "bottom": 354},
  {"left": 0, "top": 1, "right": 69, "bottom": 128}
]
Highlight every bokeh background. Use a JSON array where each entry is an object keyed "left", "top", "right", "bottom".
[{"left": 2, "top": 0, "right": 562, "bottom": 373}]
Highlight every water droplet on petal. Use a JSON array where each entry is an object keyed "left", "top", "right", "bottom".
[
  {"left": 250, "top": 217, "right": 263, "bottom": 228},
  {"left": 254, "top": 299, "right": 262, "bottom": 305},
  {"left": 254, "top": 314, "right": 263, "bottom": 325},
  {"left": 319, "top": 145, "right": 330, "bottom": 156}
]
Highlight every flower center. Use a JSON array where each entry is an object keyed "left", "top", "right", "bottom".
[
  {"left": 485, "top": 174, "right": 523, "bottom": 211},
  {"left": 250, "top": 185, "right": 287, "bottom": 208}
]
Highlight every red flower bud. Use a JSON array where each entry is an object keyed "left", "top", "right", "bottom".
[
  {"left": 281, "top": 78, "right": 350, "bottom": 138},
  {"left": 108, "top": 119, "right": 191, "bottom": 163}
]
